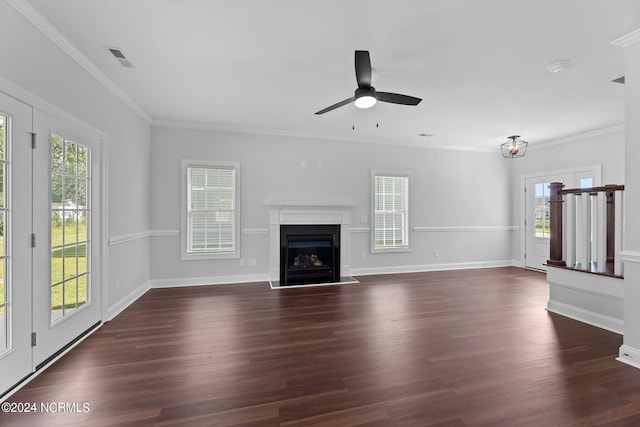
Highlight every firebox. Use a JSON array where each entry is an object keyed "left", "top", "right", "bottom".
[{"left": 280, "top": 224, "right": 340, "bottom": 285}]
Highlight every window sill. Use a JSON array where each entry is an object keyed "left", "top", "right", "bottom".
[
  {"left": 181, "top": 251, "right": 240, "bottom": 261},
  {"left": 371, "top": 246, "right": 412, "bottom": 254}
]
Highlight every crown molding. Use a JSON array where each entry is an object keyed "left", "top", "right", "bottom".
[
  {"left": 152, "top": 119, "right": 496, "bottom": 153},
  {"left": 528, "top": 125, "right": 624, "bottom": 151},
  {"left": 7, "top": 0, "right": 152, "bottom": 123},
  {"left": 612, "top": 29, "right": 640, "bottom": 48}
]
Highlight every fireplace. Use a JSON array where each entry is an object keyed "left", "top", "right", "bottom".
[{"left": 280, "top": 224, "right": 340, "bottom": 285}]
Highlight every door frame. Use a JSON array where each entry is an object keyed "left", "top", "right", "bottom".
[
  {"left": 519, "top": 165, "right": 602, "bottom": 270},
  {"left": 0, "top": 76, "right": 109, "bottom": 398}
]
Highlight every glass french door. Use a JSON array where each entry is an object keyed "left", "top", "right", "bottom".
[
  {"left": 32, "top": 109, "right": 102, "bottom": 368},
  {"left": 0, "top": 92, "right": 33, "bottom": 396},
  {"left": 525, "top": 174, "right": 573, "bottom": 270}
]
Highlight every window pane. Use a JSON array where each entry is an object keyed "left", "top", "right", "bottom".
[
  {"left": 77, "top": 146, "right": 88, "bottom": 177},
  {"left": 0, "top": 212, "right": 4, "bottom": 253},
  {"left": 64, "top": 140, "right": 77, "bottom": 175},
  {"left": 51, "top": 135, "right": 64, "bottom": 172},
  {"left": 0, "top": 163, "right": 4, "bottom": 208},
  {"left": 374, "top": 174, "right": 408, "bottom": 249},
  {"left": 52, "top": 173, "right": 63, "bottom": 204},
  {"left": 63, "top": 279, "right": 78, "bottom": 314},
  {"left": 0, "top": 305, "right": 6, "bottom": 353},
  {"left": 51, "top": 284, "right": 64, "bottom": 321},
  {"left": 187, "top": 165, "right": 237, "bottom": 254},
  {"left": 0, "top": 258, "right": 5, "bottom": 306},
  {"left": 51, "top": 137, "right": 90, "bottom": 321},
  {"left": 78, "top": 276, "right": 87, "bottom": 307},
  {"left": 580, "top": 178, "right": 593, "bottom": 188},
  {"left": 51, "top": 247, "right": 64, "bottom": 284}
]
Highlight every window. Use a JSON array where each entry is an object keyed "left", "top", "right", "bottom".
[
  {"left": 0, "top": 114, "right": 7, "bottom": 352},
  {"left": 50, "top": 135, "right": 90, "bottom": 322},
  {"left": 534, "top": 182, "right": 551, "bottom": 239},
  {"left": 182, "top": 160, "right": 240, "bottom": 259},
  {"left": 372, "top": 171, "right": 410, "bottom": 252}
]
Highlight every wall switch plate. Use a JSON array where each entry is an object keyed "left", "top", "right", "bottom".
[
  {"left": 360, "top": 215, "right": 368, "bottom": 224},
  {"left": 360, "top": 253, "right": 366, "bottom": 261},
  {"left": 248, "top": 258, "right": 256, "bottom": 266},
  {"left": 240, "top": 258, "right": 246, "bottom": 266}
]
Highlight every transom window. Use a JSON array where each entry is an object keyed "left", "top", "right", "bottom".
[
  {"left": 373, "top": 172, "right": 410, "bottom": 251},
  {"left": 183, "top": 161, "right": 240, "bottom": 259}
]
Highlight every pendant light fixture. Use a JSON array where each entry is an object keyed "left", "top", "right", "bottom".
[{"left": 501, "top": 135, "right": 528, "bottom": 158}]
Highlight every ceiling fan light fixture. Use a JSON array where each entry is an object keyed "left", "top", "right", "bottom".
[
  {"left": 501, "top": 135, "right": 528, "bottom": 158},
  {"left": 354, "top": 87, "right": 377, "bottom": 109}
]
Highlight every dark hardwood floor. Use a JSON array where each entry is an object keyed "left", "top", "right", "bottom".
[{"left": 2, "top": 267, "right": 640, "bottom": 426}]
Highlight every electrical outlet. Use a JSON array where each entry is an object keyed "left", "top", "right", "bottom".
[
  {"left": 433, "top": 250, "right": 439, "bottom": 258},
  {"left": 240, "top": 258, "right": 246, "bottom": 266},
  {"left": 360, "top": 253, "right": 366, "bottom": 261},
  {"left": 115, "top": 278, "right": 120, "bottom": 289}
]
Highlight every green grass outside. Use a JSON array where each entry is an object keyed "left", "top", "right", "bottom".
[
  {"left": 51, "top": 222, "right": 88, "bottom": 311},
  {"left": 0, "top": 222, "right": 87, "bottom": 312}
]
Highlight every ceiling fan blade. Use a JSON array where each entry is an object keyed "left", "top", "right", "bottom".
[
  {"left": 376, "top": 92, "right": 422, "bottom": 106},
  {"left": 315, "top": 97, "right": 354, "bottom": 115},
  {"left": 355, "top": 50, "right": 372, "bottom": 88}
]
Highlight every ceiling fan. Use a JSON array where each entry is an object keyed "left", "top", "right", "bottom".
[{"left": 315, "top": 50, "right": 422, "bottom": 115}]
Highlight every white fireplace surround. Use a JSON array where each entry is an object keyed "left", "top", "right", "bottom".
[{"left": 266, "top": 202, "right": 354, "bottom": 283}]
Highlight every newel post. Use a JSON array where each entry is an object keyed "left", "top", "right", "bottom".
[{"left": 547, "top": 181, "right": 566, "bottom": 267}]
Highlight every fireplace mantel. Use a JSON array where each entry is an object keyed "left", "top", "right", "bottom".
[{"left": 266, "top": 202, "right": 354, "bottom": 284}]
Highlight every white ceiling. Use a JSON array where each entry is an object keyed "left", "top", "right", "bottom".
[{"left": 23, "top": 0, "right": 640, "bottom": 150}]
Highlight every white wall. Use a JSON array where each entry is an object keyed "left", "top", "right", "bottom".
[
  {"left": 150, "top": 125, "right": 514, "bottom": 284},
  {"left": 0, "top": 1, "right": 152, "bottom": 314},
  {"left": 618, "top": 31, "right": 640, "bottom": 368},
  {"left": 509, "top": 129, "right": 625, "bottom": 262}
]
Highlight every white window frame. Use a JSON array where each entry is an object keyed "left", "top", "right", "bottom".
[
  {"left": 371, "top": 170, "right": 411, "bottom": 253},
  {"left": 181, "top": 159, "right": 240, "bottom": 260}
]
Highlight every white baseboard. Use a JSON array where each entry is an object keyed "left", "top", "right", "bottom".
[
  {"left": 150, "top": 273, "right": 270, "bottom": 288},
  {"left": 546, "top": 300, "right": 623, "bottom": 335},
  {"left": 107, "top": 280, "right": 151, "bottom": 321},
  {"left": 618, "top": 345, "right": 640, "bottom": 370},
  {"left": 350, "top": 260, "right": 515, "bottom": 276}
]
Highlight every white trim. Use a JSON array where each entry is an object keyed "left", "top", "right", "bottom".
[
  {"left": 371, "top": 170, "right": 411, "bottom": 253},
  {"left": 0, "top": 322, "right": 104, "bottom": 403},
  {"left": 151, "top": 274, "right": 269, "bottom": 288},
  {"left": 106, "top": 280, "right": 151, "bottom": 321},
  {"left": 150, "top": 229, "right": 180, "bottom": 237},
  {"left": 529, "top": 125, "right": 624, "bottom": 150},
  {"left": 108, "top": 229, "right": 182, "bottom": 245},
  {"left": 181, "top": 160, "right": 241, "bottom": 260},
  {"left": 612, "top": 29, "right": 640, "bottom": 48},
  {"left": 413, "top": 226, "right": 519, "bottom": 232},
  {"left": 6, "top": 0, "right": 151, "bottom": 123},
  {"left": 265, "top": 201, "right": 356, "bottom": 208},
  {"left": 351, "top": 260, "right": 514, "bottom": 276},
  {"left": 350, "top": 227, "right": 370, "bottom": 233},
  {"left": 618, "top": 345, "right": 640, "bottom": 370},
  {"left": 241, "top": 228, "right": 269, "bottom": 235},
  {"left": 108, "top": 231, "right": 150, "bottom": 246},
  {"left": 0, "top": 76, "right": 106, "bottom": 141},
  {"left": 546, "top": 301, "right": 623, "bottom": 335},
  {"left": 620, "top": 250, "right": 640, "bottom": 264}
]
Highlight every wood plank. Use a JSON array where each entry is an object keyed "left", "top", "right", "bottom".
[{"left": 2, "top": 267, "right": 640, "bottom": 426}]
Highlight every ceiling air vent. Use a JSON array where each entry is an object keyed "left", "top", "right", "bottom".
[
  {"left": 105, "top": 46, "right": 133, "bottom": 68},
  {"left": 612, "top": 76, "right": 625, "bottom": 84}
]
